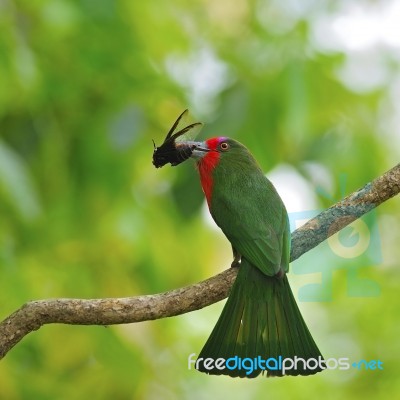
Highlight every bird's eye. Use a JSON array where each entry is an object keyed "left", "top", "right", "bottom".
[{"left": 220, "top": 142, "right": 229, "bottom": 151}]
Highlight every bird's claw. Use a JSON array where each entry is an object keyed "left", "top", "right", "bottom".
[{"left": 231, "top": 259, "right": 241, "bottom": 268}]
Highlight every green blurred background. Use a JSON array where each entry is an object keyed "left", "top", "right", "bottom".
[{"left": 1, "top": 0, "right": 399, "bottom": 399}]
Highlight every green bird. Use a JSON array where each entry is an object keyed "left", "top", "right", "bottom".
[{"left": 185, "top": 136, "right": 324, "bottom": 378}]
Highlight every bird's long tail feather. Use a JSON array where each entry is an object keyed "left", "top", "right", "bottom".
[{"left": 196, "top": 259, "right": 324, "bottom": 378}]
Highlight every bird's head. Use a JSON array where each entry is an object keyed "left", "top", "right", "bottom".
[
  {"left": 189, "top": 137, "right": 256, "bottom": 169},
  {"left": 184, "top": 136, "right": 260, "bottom": 204}
]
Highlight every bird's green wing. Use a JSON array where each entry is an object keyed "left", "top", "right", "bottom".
[
  {"left": 225, "top": 206, "right": 289, "bottom": 276},
  {"left": 211, "top": 175, "right": 290, "bottom": 277}
]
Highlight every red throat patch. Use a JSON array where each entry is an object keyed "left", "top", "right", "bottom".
[{"left": 197, "top": 137, "right": 222, "bottom": 207}]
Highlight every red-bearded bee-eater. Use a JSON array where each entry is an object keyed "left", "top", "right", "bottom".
[{"left": 185, "top": 136, "right": 324, "bottom": 378}]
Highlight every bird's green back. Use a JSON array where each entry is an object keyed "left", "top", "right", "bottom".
[{"left": 208, "top": 139, "right": 290, "bottom": 276}]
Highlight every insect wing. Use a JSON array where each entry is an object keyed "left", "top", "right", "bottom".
[
  {"left": 153, "top": 110, "right": 203, "bottom": 168},
  {"left": 172, "top": 121, "right": 203, "bottom": 143},
  {"left": 164, "top": 109, "right": 188, "bottom": 140}
]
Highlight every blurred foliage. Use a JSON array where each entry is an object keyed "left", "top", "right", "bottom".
[{"left": 0, "top": 0, "right": 399, "bottom": 399}]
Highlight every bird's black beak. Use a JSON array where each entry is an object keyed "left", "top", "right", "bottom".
[{"left": 184, "top": 141, "right": 209, "bottom": 159}]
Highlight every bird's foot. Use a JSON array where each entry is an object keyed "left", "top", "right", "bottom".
[
  {"left": 231, "top": 247, "right": 241, "bottom": 268},
  {"left": 231, "top": 259, "right": 241, "bottom": 268}
]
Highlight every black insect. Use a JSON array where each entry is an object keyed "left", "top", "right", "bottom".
[{"left": 152, "top": 109, "right": 203, "bottom": 168}]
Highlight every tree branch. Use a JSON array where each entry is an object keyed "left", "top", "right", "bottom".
[{"left": 1, "top": 163, "right": 399, "bottom": 360}]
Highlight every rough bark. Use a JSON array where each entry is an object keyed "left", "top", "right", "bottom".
[{"left": 0, "top": 163, "right": 399, "bottom": 360}]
